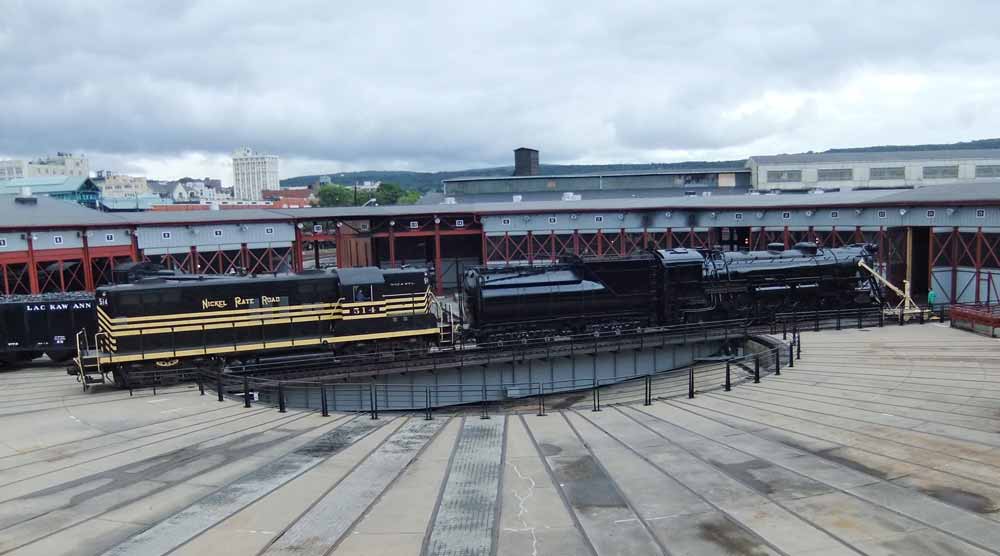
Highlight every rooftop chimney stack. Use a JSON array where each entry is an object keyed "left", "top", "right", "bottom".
[{"left": 513, "top": 147, "right": 539, "bottom": 176}]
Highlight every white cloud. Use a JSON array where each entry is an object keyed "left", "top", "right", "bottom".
[{"left": 2, "top": 0, "right": 1000, "bottom": 180}]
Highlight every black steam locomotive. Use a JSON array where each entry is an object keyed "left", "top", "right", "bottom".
[{"left": 462, "top": 243, "right": 881, "bottom": 341}]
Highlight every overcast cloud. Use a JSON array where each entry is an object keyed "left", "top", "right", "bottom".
[{"left": 2, "top": 0, "right": 1000, "bottom": 185}]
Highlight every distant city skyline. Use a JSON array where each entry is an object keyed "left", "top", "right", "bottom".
[{"left": 4, "top": 2, "right": 1000, "bottom": 186}]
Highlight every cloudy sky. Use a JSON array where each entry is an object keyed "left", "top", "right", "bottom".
[{"left": 2, "top": 0, "right": 999, "bottom": 185}]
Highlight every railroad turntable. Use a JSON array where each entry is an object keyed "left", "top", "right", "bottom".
[{"left": 0, "top": 323, "right": 995, "bottom": 555}]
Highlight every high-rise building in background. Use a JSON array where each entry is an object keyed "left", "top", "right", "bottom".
[
  {"left": 0, "top": 152, "right": 89, "bottom": 181},
  {"left": 232, "top": 147, "right": 279, "bottom": 200}
]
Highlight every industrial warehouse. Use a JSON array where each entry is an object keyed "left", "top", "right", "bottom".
[{"left": 5, "top": 147, "right": 1000, "bottom": 307}]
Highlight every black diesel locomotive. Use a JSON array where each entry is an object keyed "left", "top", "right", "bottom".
[
  {"left": 91, "top": 267, "right": 437, "bottom": 381},
  {"left": 462, "top": 243, "right": 881, "bottom": 341}
]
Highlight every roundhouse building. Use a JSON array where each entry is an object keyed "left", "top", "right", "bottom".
[{"left": 2, "top": 182, "right": 1000, "bottom": 306}]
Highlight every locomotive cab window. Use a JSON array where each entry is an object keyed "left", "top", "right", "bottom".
[{"left": 352, "top": 285, "right": 374, "bottom": 302}]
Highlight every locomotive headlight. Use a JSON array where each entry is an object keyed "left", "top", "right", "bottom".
[
  {"left": 664, "top": 211, "right": 672, "bottom": 219},
  {"left": 434, "top": 217, "right": 440, "bottom": 224},
  {"left": 899, "top": 208, "right": 907, "bottom": 216}
]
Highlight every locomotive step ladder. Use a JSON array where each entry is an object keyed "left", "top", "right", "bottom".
[
  {"left": 429, "top": 293, "right": 458, "bottom": 346},
  {"left": 72, "top": 330, "right": 106, "bottom": 390}
]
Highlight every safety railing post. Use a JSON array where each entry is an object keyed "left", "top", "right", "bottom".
[
  {"left": 687, "top": 367, "right": 695, "bottom": 399},
  {"left": 480, "top": 383, "right": 489, "bottom": 419},
  {"left": 592, "top": 379, "right": 601, "bottom": 412},
  {"left": 320, "top": 384, "right": 329, "bottom": 417},
  {"left": 278, "top": 382, "right": 286, "bottom": 413},
  {"left": 857, "top": 310, "right": 863, "bottom": 329},
  {"left": 898, "top": 305, "right": 905, "bottom": 326},
  {"left": 797, "top": 334, "right": 802, "bottom": 360},
  {"left": 217, "top": 371, "right": 224, "bottom": 402},
  {"left": 536, "top": 382, "right": 546, "bottom": 416},
  {"left": 788, "top": 343, "right": 794, "bottom": 368},
  {"left": 243, "top": 376, "right": 251, "bottom": 408},
  {"left": 370, "top": 384, "right": 379, "bottom": 420},
  {"left": 879, "top": 307, "right": 885, "bottom": 327},
  {"left": 774, "top": 347, "right": 780, "bottom": 375},
  {"left": 814, "top": 310, "right": 820, "bottom": 332},
  {"left": 644, "top": 374, "right": 652, "bottom": 406},
  {"left": 836, "top": 308, "right": 841, "bottom": 330},
  {"left": 425, "top": 385, "right": 432, "bottom": 420},
  {"left": 198, "top": 375, "right": 205, "bottom": 396},
  {"left": 754, "top": 355, "right": 760, "bottom": 383},
  {"left": 724, "top": 361, "right": 731, "bottom": 392},
  {"left": 782, "top": 320, "right": 787, "bottom": 340}
]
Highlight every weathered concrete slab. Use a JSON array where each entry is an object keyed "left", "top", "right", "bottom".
[
  {"left": 101, "top": 415, "right": 389, "bottom": 556},
  {"left": 523, "top": 411, "right": 664, "bottom": 556},
  {"left": 331, "top": 418, "right": 462, "bottom": 556},
  {"left": 424, "top": 416, "right": 506, "bottom": 556},
  {"left": 495, "top": 415, "right": 592, "bottom": 556},
  {"left": 262, "top": 417, "right": 448, "bottom": 555}
]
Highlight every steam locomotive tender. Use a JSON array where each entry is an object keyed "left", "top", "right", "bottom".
[
  {"left": 462, "top": 243, "right": 881, "bottom": 341},
  {"left": 92, "top": 267, "right": 437, "bottom": 382}
]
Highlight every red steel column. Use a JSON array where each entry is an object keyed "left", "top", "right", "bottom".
[
  {"left": 434, "top": 219, "right": 443, "bottom": 295},
  {"left": 783, "top": 226, "right": 790, "bottom": 249},
  {"left": 619, "top": 228, "right": 626, "bottom": 256},
  {"left": 975, "top": 227, "right": 983, "bottom": 303},
  {"left": 572, "top": 230, "right": 580, "bottom": 255},
  {"left": 480, "top": 231, "right": 487, "bottom": 265},
  {"left": 388, "top": 224, "right": 396, "bottom": 266},
  {"left": 335, "top": 223, "right": 343, "bottom": 268},
  {"left": 928, "top": 229, "right": 936, "bottom": 295},
  {"left": 129, "top": 228, "right": 140, "bottom": 262},
  {"left": 642, "top": 227, "right": 649, "bottom": 249},
  {"left": 241, "top": 242, "right": 249, "bottom": 272},
  {"left": 26, "top": 234, "right": 39, "bottom": 294},
  {"left": 526, "top": 231, "right": 534, "bottom": 265},
  {"left": 189, "top": 246, "right": 198, "bottom": 274},
  {"left": 549, "top": 231, "right": 556, "bottom": 262},
  {"left": 950, "top": 227, "right": 959, "bottom": 304},
  {"left": 81, "top": 232, "right": 95, "bottom": 291}
]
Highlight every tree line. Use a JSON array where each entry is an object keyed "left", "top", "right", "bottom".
[{"left": 314, "top": 182, "right": 421, "bottom": 207}]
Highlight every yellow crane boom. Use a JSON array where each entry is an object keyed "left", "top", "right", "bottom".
[{"left": 857, "top": 259, "right": 919, "bottom": 313}]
